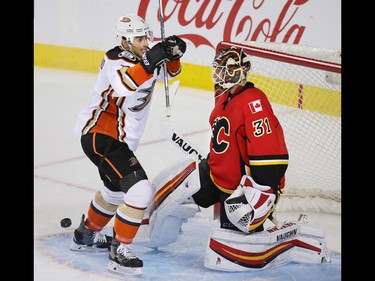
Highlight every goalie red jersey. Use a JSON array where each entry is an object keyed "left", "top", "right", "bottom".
[{"left": 207, "top": 82, "right": 289, "bottom": 193}]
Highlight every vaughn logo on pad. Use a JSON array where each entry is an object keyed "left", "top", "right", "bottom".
[{"left": 248, "top": 99, "right": 263, "bottom": 114}]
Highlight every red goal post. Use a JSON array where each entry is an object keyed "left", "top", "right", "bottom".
[{"left": 214, "top": 41, "right": 341, "bottom": 217}]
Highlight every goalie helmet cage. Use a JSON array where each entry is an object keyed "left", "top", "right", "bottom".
[{"left": 213, "top": 41, "right": 341, "bottom": 218}]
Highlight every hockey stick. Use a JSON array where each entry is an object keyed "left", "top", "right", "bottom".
[
  {"left": 158, "top": 0, "right": 171, "bottom": 118},
  {"left": 159, "top": 80, "right": 205, "bottom": 161}
]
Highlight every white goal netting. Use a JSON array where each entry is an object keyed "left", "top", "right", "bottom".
[{"left": 217, "top": 41, "right": 341, "bottom": 215}]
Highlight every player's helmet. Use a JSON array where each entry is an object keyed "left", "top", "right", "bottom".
[
  {"left": 115, "top": 14, "right": 154, "bottom": 46},
  {"left": 211, "top": 46, "right": 251, "bottom": 89},
  {"left": 224, "top": 177, "right": 276, "bottom": 233}
]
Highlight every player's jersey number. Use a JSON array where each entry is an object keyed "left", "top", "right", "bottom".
[{"left": 252, "top": 117, "right": 271, "bottom": 137}]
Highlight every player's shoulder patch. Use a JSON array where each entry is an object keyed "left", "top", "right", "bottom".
[
  {"left": 118, "top": 50, "right": 138, "bottom": 62},
  {"left": 248, "top": 99, "right": 263, "bottom": 114},
  {"left": 106, "top": 47, "right": 138, "bottom": 63}
]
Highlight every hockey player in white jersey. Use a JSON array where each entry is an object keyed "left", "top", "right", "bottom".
[{"left": 69, "top": 14, "right": 186, "bottom": 276}]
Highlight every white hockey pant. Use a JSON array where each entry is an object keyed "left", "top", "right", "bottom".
[
  {"left": 148, "top": 157, "right": 201, "bottom": 248},
  {"left": 204, "top": 219, "right": 331, "bottom": 271}
]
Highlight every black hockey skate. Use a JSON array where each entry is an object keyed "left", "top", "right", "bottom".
[
  {"left": 108, "top": 240, "right": 143, "bottom": 275},
  {"left": 69, "top": 214, "right": 112, "bottom": 252}
]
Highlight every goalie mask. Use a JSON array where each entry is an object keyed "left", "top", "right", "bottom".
[
  {"left": 224, "top": 176, "right": 276, "bottom": 233},
  {"left": 115, "top": 14, "right": 154, "bottom": 46},
  {"left": 211, "top": 46, "right": 251, "bottom": 89}
]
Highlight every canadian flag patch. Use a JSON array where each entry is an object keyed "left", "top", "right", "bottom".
[{"left": 248, "top": 99, "right": 263, "bottom": 114}]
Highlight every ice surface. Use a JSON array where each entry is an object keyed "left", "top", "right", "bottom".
[{"left": 34, "top": 68, "right": 341, "bottom": 280}]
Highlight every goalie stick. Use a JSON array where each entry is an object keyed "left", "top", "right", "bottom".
[{"left": 159, "top": 80, "right": 205, "bottom": 161}]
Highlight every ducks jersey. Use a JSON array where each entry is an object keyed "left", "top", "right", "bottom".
[{"left": 75, "top": 46, "right": 181, "bottom": 151}]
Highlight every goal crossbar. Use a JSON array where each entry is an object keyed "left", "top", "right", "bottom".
[{"left": 217, "top": 41, "right": 341, "bottom": 73}]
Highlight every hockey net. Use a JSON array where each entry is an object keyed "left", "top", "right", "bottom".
[{"left": 216, "top": 41, "right": 341, "bottom": 215}]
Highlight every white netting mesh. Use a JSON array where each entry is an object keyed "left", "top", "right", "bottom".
[{"left": 217, "top": 41, "right": 341, "bottom": 215}]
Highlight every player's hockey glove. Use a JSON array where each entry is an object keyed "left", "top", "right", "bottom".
[
  {"left": 140, "top": 41, "right": 176, "bottom": 74},
  {"left": 164, "top": 35, "right": 187, "bottom": 60},
  {"left": 140, "top": 36, "right": 186, "bottom": 74}
]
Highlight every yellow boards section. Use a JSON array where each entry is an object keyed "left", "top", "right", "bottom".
[{"left": 34, "top": 43, "right": 213, "bottom": 92}]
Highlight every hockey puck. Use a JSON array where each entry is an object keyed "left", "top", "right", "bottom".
[{"left": 60, "top": 218, "right": 72, "bottom": 228}]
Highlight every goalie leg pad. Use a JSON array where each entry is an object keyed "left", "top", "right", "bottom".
[
  {"left": 204, "top": 218, "right": 330, "bottom": 271},
  {"left": 146, "top": 157, "right": 201, "bottom": 248},
  {"left": 148, "top": 202, "right": 200, "bottom": 247}
]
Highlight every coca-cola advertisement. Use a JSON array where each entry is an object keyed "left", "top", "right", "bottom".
[{"left": 35, "top": 0, "right": 341, "bottom": 67}]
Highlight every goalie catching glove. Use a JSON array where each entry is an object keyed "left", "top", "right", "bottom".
[
  {"left": 140, "top": 35, "right": 186, "bottom": 74},
  {"left": 224, "top": 175, "right": 276, "bottom": 233}
]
